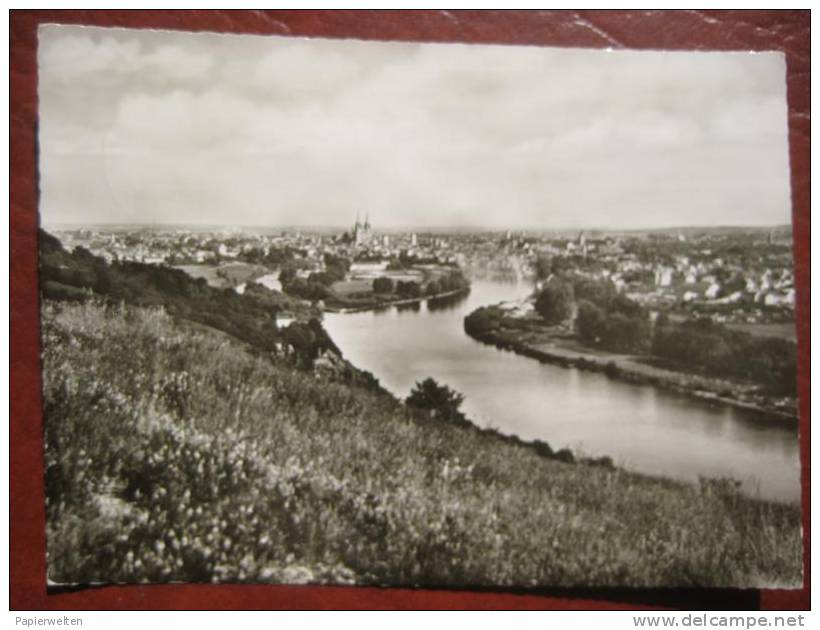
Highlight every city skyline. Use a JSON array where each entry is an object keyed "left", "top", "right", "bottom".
[{"left": 39, "top": 26, "right": 792, "bottom": 230}]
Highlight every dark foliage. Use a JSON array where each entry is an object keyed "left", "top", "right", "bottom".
[
  {"left": 396, "top": 280, "right": 422, "bottom": 299},
  {"left": 436, "top": 269, "right": 470, "bottom": 293},
  {"left": 572, "top": 276, "right": 618, "bottom": 309},
  {"left": 372, "top": 277, "right": 395, "bottom": 294},
  {"left": 464, "top": 306, "right": 504, "bottom": 336},
  {"left": 573, "top": 279, "right": 650, "bottom": 354},
  {"left": 405, "top": 377, "right": 466, "bottom": 423},
  {"left": 652, "top": 317, "right": 796, "bottom": 396},
  {"left": 534, "top": 279, "right": 574, "bottom": 325},
  {"left": 38, "top": 230, "right": 330, "bottom": 366}
]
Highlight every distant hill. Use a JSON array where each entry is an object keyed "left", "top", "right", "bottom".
[{"left": 42, "top": 222, "right": 794, "bottom": 238}]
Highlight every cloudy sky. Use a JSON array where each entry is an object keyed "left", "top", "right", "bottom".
[{"left": 38, "top": 25, "right": 791, "bottom": 230}]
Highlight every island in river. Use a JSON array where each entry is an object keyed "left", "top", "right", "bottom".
[{"left": 281, "top": 260, "right": 472, "bottom": 313}]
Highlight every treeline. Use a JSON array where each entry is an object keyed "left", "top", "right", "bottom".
[
  {"left": 238, "top": 244, "right": 305, "bottom": 267},
  {"left": 376, "top": 269, "right": 469, "bottom": 299},
  {"left": 388, "top": 250, "right": 458, "bottom": 269},
  {"left": 39, "top": 230, "right": 333, "bottom": 366},
  {"left": 653, "top": 316, "right": 796, "bottom": 396},
  {"left": 425, "top": 269, "right": 470, "bottom": 296},
  {"left": 535, "top": 275, "right": 651, "bottom": 354},
  {"left": 371, "top": 276, "right": 420, "bottom": 298}
]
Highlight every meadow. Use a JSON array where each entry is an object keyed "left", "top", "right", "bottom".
[
  {"left": 173, "top": 262, "right": 268, "bottom": 289},
  {"left": 41, "top": 300, "right": 802, "bottom": 588},
  {"left": 726, "top": 322, "right": 798, "bottom": 342}
]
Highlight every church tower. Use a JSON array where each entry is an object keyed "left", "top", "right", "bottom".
[{"left": 353, "top": 212, "right": 372, "bottom": 245}]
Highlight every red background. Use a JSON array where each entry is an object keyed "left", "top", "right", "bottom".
[{"left": 10, "top": 9, "right": 810, "bottom": 610}]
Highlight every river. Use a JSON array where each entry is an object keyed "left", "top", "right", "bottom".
[{"left": 323, "top": 278, "right": 800, "bottom": 503}]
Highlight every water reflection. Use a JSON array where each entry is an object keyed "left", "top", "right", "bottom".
[
  {"left": 395, "top": 301, "right": 421, "bottom": 313},
  {"left": 427, "top": 290, "right": 471, "bottom": 313},
  {"left": 324, "top": 278, "right": 800, "bottom": 503}
]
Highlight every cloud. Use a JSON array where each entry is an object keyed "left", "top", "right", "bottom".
[
  {"left": 37, "top": 25, "right": 791, "bottom": 229},
  {"left": 38, "top": 32, "right": 142, "bottom": 84}
]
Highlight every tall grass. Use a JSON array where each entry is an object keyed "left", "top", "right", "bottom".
[{"left": 41, "top": 300, "right": 802, "bottom": 588}]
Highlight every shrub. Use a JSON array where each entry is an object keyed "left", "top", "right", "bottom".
[
  {"left": 372, "top": 277, "right": 395, "bottom": 294},
  {"left": 396, "top": 281, "right": 422, "bottom": 299},
  {"left": 604, "top": 361, "right": 620, "bottom": 378},
  {"left": 532, "top": 440, "right": 554, "bottom": 458},
  {"left": 405, "top": 377, "right": 465, "bottom": 423},
  {"left": 535, "top": 279, "right": 574, "bottom": 325},
  {"left": 576, "top": 300, "right": 606, "bottom": 344}
]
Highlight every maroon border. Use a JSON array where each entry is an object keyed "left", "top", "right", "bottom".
[{"left": 10, "top": 9, "right": 810, "bottom": 611}]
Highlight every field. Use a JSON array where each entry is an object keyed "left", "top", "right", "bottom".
[
  {"left": 727, "top": 322, "right": 797, "bottom": 342},
  {"left": 174, "top": 263, "right": 268, "bottom": 289},
  {"left": 330, "top": 278, "right": 375, "bottom": 297},
  {"left": 332, "top": 270, "right": 425, "bottom": 298},
  {"left": 41, "top": 300, "right": 802, "bottom": 588}
]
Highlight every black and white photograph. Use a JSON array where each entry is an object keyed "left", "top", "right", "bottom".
[{"left": 37, "top": 24, "right": 802, "bottom": 589}]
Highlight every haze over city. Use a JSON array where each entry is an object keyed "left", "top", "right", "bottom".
[{"left": 38, "top": 25, "right": 791, "bottom": 230}]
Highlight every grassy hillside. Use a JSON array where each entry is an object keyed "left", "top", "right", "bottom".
[
  {"left": 38, "top": 229, "right": 321, "bottom": 358},
  {"left": 42, "top": 300, "right": 801, "bottom": 588}
]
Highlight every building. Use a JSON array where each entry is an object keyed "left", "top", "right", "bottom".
[
  {"left": 352, "top": 212, "right": 373, "bottom": 245},
  {"left": 654, "top": 266, "right": 674, "bottom": 287}
]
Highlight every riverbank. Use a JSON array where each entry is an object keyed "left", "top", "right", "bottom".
[
  {"left": 324, "top": 287, "right": 470, "bottom": 314},
  {"left": 464, "top": 306, "right": 798, "bottom": 422}
]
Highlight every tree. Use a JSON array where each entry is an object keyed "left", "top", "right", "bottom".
[
  {"left": 438, "top": 270, "right": 468, "bottom": 293},
  {"left": 573, "top": 277, "right": 616, "bottom": 309},
  {"left": 575, "top": 299, "right": 606, "bottom": 344},
  {"left": 609, "top": 294, "right": 646, "bottom": 319},
  {"left": 405, "top": 377, "right": 465, "bottom": 422},
  {"left": 308, "top": 271, "right": 338, "bottom": 287},
  {"left": 464, "top": 306, "right": 502, "bottom": 336},
  {"left": 719, "top": 273, "right": 747, "bottom": 298},
  {"left": 534, "top": 255, "right": 553, "bottom": 281},
  {"left": 602, "top": 313, "right": 651, "bottom": 354},
  {"left": 372, "top": 277, "right": 395, "bottom": 294},
  {"left": 535, "top": 279, "right": 574, "bottom": 324},
  {"left": 323, "top": 253, "right": 351, "bottom": 274},
  {"left": 278, "top": 265, "right": 297, "bottom": 287},
  {"left": 396, "top": 280, "right": 422, "bottom": 299}
]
